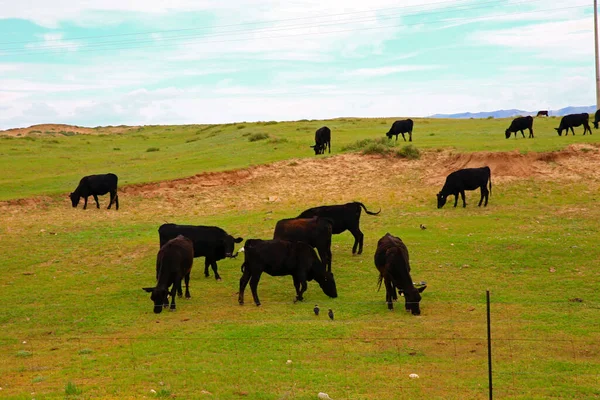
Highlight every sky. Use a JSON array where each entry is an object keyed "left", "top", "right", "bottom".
[{"left": 0, "top": 0, "right": 596, "bottom": 129}]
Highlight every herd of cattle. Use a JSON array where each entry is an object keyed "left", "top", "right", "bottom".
[
  {"left": 309, "top": 111, "right": 597, "bottom": 152},
  {"left": 70, "top": 158, "right": 495, "bottom": 317}
]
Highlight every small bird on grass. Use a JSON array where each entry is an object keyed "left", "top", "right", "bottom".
[
  {"left": 314, "top": 304, "right": 320, "bottom": 316},
  {"left": 328, "top": 309, "right": 334, "bottom": 321},
  {"left": 420, "top": 224, "right": 427, "bottom": 230}
]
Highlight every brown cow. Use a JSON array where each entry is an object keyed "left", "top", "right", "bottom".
[
  {"left": 273, "top": 217, "right": 333, "bottom": 272},
  {"left": 374, "top": 233, "right": 424, "bottom": 315},
  {"left": 143, "top": 235, "right": 194, "bottom": 314}
]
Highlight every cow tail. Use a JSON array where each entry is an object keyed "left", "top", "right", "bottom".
[
  {"left": 488, "top": 169, "right": 492, "bottom": 196},
  {"left": 358, "top": 202, "right": 381, "bottom": 215},
  {"left": 377, "top": 274, "right": 384, "bottom": 292}
]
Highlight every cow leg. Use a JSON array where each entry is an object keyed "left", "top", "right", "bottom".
[
  {"left": 384, "top": 278, "right": 394, "bottom": 310},
  {"left": 408, "top": 132, "right": 412, "bottom": 142},
  {"left": 529, "top": 128, "right": 534, "bottom": 138},
  {"left": 210, "top": 260, "right": 221, "bottom": 281},
  {"left": 349, "top": 227, "right": 364, "bottom": 255},
  {"left": 93, "top": 194, "right": 100, "bottom": 209},
  {"left": 520, "top": 130, "right": 525, "bottom": 138},
  {"left": 328, "top": 141, "right": 331, "bottom": 153},
  {"left": 453, "top": 193, "right": 459, "bottom": 208},
  {"left": 83, "top": 196, "right": 88, "bottom": 210},
  {"left": 114, "top": 194, "right": 119, "bottom": 210},
  {"left": 184, "top": 272, "right": 191, "bottom": 298},
  {"left": 108, "top": 191, "right": 118, "bottom": 209},
  {"left": 570, "top": 127, "right": 575, "bottom": 136},
  {"left": 249, "top": 273, "right": 263, "bottom": 306},
  {"left": 460, "top": 191, "right": 467, "bottom": 208},
  {"left": 401, "top": 133, "right": 406, "bottom": 142},
  {"left": 292, "top": 276, "right": 305, "bottom": 302},
  {"left": 238, "top": 265, "right": 251, "bottom": 305},
  {"left": 169, "top": 284, "right": 178, "bottom": 311},
  {"left": 204, "top": 259, "right": 211, "bottom": 278},
  {"left": 478, "top": 187, "right": 485, "bottom": 207}
]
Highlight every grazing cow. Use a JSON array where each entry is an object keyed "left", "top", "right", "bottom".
[
  {"left": 238, "top": 239, "right": 337, "bottom": 306},
  {"left": 311, "top": 126, "right": 331, "bottom": 155},
  {"left": 297, "top": 202, "right": 381, "bottom": 255},
  {"left": 143, "top": 235, "right": 194, "bottom": 314},
  {"left": 437, "top": 166, "right": 492, "bottom": 208},
  {"left": 158, "top": 224, "right": 243, "bottom": 281},
  {"left": 374, "top": 233, "right": 422, "bottom": 314},
  {"left": 536, "top": 110, "right": 548, "bottom": 117},
  {"left": 555, "top": 113, "right": 592, "bottom": 136},
  {"left": 69, "top": 173, "right": 119, "bottom": 210},
  {"left": 594, "top": 109, "right": 600, "bottom": 129},
  {"left": 386, "top": 119, "right": 413, "bottom": 142},
  {"left": 505, "top": 116, "right": 534, "bottom": 139},
  {"left": 273, "top": 217, "right": 333, "bottom": 272}
]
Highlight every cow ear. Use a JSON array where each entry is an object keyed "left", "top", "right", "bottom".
[
  {"left": 142, "top": 287, "right": 155, "bottom": 293},
  {"left": 234, "top": 237, "right": 243, "bottom": 243}
]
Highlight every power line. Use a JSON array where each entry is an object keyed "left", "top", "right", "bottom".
[
  {"left": 0, "top": 0, "right": 543, "bottom": 47},
  {"left": 0, "top": 3, "right": 588, "bottom": 59}
]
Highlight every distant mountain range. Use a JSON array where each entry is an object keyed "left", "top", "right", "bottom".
[{"left": 429, "top": 105, "right": 597, "bottom": 119}]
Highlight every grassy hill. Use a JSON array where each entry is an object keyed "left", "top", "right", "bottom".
[
  {"left": 1, "top": 117, "right": 599, "bottom": 399},
  {"left": 1, "top": 116, "right": 597, "bottom": 201}
]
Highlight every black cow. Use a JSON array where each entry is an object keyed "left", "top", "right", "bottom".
[
  {"left": 386, "top": 119, "right": 413, "bottom": 142},
  {"left": 593, "top": 109, "right": 600, "bottom": 129},
  {"left": 555, "top": 113, "right": 592, "bottom": 136},
  {"left": 297, "top": 202, "right": 380, "bottom": 255},
  {"left": 238, "top": 239, "right": 337, "bottom": 306},
  {"left": 437, "top": 166, "right": 492, "bottom": 208},
  {"left": 505, "top": 116, "right": 534, "bottom": 139},
  {"left": 536, "top": 110, "right": 548, "bottom": 117},
  {"left": 273, "top": 217, "right": 333, "bottom": 272},
  {"left": 374, "top": 233, "right": 422, "bottom": 315},
  {"left": 69, "top": 173, "right": 119, "bottom": 210},
  {"left": 158, "top": 224, "right": 243, "bottom": 281},
  {"left": 311, "top": 126, "right": 331, "bottom": 155},
  {"left": 143, "top": 235, "right": 194, "bottom": 314}
]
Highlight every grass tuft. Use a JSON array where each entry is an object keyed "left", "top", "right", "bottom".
[
  {"left": 248, "top": 133, "right": 269, "bottom": 142},
  {"left": 65, "top": 381, "right": 82, "bottom": 395},
  {"left": 146, "top": 147, "right": 160, "bottom": 152},
  {"left": 395, "top": 144, "right": 421, "bottom": 160}
]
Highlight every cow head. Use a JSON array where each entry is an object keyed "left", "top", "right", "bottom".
[
  {"left": 504, "top": 129, "right": 512, "bottom": 139},
  {"left": 223, "top": 235, "right": 244, "bottom": 258},
  {"left": 555, "top": 127, "right": 562, "bottom": 136},
  {"left": 69, "top": 192, "right": 80, "bottom": 208},
  {"left": 317, "top": 271, "right": 338, "bottom": 298},
  {"left": 142, "top": 287, "right": 169, "bottom": 314},
  {"left": 436, "top": 192, "right": 447, "bottom": 209},
  {"left": 310, "top": 144, "right": 323, "bottom": 155},
  {"left": 403, "top": 287, "right": 422, "bottom": 315},
  {"left": 385, "top": 131, "right": 393, "bottom": 139}
]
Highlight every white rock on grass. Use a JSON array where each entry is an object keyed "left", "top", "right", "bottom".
[
  {"left": 409, "top": 373, "right": 420, "bottom": 379},
  {"left": 317, "top": 392, "right": 333, "bottom": 400}
]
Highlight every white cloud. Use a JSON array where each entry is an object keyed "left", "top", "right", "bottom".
[
  {"left": 471, "top": 17, "right": 593, "bottom": 58},
  {"left": 342, "top": 65, "right": 441, "bottom": 78},
  {"left": 24, "top": 33, "right": 80, "bottom": 52}
]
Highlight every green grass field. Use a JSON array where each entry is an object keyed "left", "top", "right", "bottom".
[{"left": 1, "top": 117, "right": 599, "bottom": 399}]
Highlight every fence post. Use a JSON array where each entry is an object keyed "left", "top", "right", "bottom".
[{"left": 487, "top": 290, "right": 493, "bottom": 400}]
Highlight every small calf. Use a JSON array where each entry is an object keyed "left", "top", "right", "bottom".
[{"left": 69, "top": 173, "right": 119, "bottom": 210}]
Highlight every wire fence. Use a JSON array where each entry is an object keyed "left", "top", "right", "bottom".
[{"left": 1, "top": 297, "right": 598, "bottom": 399}]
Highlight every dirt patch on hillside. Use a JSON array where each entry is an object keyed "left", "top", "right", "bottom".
[
  {"left": 0, "top": 124, "right": 138, "bottom": 137},
  {"left": 118, "top": 144, "right": 600, "bottom": 208}
]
